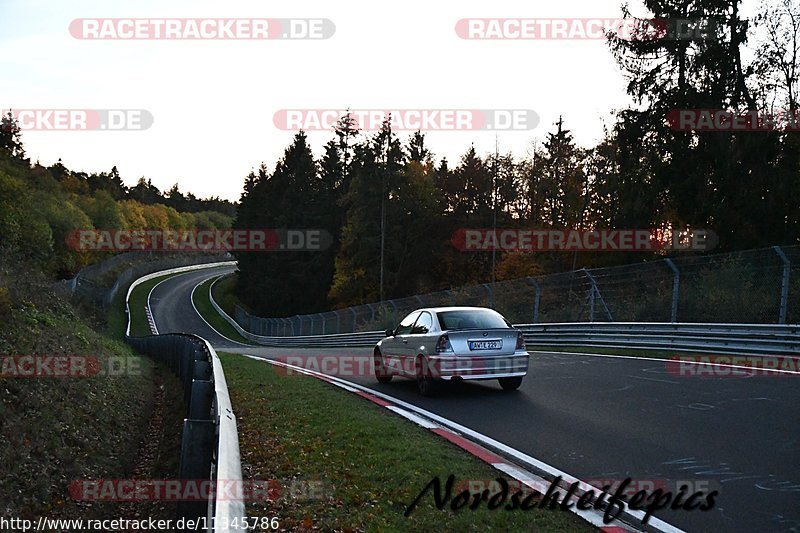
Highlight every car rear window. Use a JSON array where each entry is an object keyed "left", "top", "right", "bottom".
[{"left": 437, "top": 310, "right": 510, "bottom": 330}]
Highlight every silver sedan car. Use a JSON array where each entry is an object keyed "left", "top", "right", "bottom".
[{"left": 374, "top": 307, "right": 529, "bottom": 395}]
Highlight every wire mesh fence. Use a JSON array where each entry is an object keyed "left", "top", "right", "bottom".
[
  {"left": 232, "top": 246, "right": 800, "bottom": 336},
  {"left": 56, "top": 251, "right": 232, "bottom": 308}
]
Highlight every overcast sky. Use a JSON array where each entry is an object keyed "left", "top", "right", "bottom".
[{"left": 0, "top": 0, "right": 759, "bottom": 201}]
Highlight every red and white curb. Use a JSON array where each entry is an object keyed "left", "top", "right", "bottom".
[{"left": 243, "top": 355, "right": 685, "bottom": 533}]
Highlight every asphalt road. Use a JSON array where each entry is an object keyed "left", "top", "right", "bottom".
[{"left": 149, "top": 266, "right": 800, "bottom": 533}]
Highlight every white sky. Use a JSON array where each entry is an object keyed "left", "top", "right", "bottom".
[{"left": 0, "top": 0, "right": 759, "bottom": 202}]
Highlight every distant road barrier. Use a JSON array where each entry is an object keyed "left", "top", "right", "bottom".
[
  {"left": 58, "top": 251, "right": 232, "bottom": 309},
  {"left": 208, "top": 279, "right": 800, "bottom": 355}
]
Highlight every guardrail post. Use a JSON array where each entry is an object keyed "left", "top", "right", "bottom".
[
  {"left": 773, "top": 246, "right": 791, "bottom": 324},
  {"left": 189, "top": 380, "right": 214, "bottom": 419},
  {"left": 177, "top": 419, "right": 215, "bottom": 529},
  {"left": 664, "top": 258, "right": 680, "bottom": 323},
  {"left": 527, "top": 277, "right": 541, "bottom": 323}
]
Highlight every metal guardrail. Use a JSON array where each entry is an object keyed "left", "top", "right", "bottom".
[
  {"left": 209, "top": 275, "right": 384, "bottom": 347},
  {"left": 206, "top": 266, "right": 800, "bottom": 355},
  {"left": 126, "top": 263, "right": 246, "bottom": 532},
  {"left": 211, "top": 280, "right": 800, "bottom": 355},
  {"left": 517, "top": 322, "right": 800, "bottom": 355}
]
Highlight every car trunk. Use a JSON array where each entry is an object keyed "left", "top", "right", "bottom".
[{"left": 446, "top": 329, "right": 519, "bottom": 356}]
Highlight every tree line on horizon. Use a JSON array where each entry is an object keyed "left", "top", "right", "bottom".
[
  {"left": 234, "top": 0, "right": 800, "bottom": 318},
  {"left": 0, "top": 114, "right": 235, "bottom": 277}
]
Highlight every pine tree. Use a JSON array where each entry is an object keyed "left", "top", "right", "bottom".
[{"left": 0, "top": 111, "right": 25, "bottom": 160}]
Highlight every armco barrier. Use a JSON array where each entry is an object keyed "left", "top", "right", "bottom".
[
  {"left": 517, "top": 322, "right": 800, "bottom": 355},
  {"left": 125, "top": 263, "right": 245, "bottom": 532},
  {"left": 209, "top": 275, "right": 385, "bottom": 347},
  {"left": 208, "top": 281, "right": 800, "bottom": 355}
]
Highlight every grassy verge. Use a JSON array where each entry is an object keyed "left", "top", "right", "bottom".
[
  {"left": 193, "top": 277, "right": 254, "bottom": 344},
  {"left": 126, "top": 273, "right": 175, "bottom": 337},
  {"left": 0, "top": 259, "right": 181, "bottom": 523},
  {"left": 220, "top": 353, "right": 591, "bottom": 532},
  {"left": 210, "top": 273, "right": 243, "bottom": 318}
]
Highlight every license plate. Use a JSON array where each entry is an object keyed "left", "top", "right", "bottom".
[{"left": 468, "top": 340, "right": 502, "bottom": 351}]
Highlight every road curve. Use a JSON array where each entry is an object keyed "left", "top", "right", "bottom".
[{"left": 148, "top": 267, "right": 800, "bottom": 533}]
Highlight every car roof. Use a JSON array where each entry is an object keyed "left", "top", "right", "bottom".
[{"left": 416, "top": 306, "right": 499, "bottom": 314}]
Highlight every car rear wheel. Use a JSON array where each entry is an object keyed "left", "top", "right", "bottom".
[
  {"left": 415, "top": 355, "right": 437, "bottom": 396},
  {"left": 374, "top": 350, "right": 392, "bottom": 384},
  {"left": 498, "top": 376, "right": 523, "bottom": 391}
]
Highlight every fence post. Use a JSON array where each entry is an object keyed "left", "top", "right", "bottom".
[
  {"left": 368, "top": 304, "right": 376, "bottom": 324},
  {"left": 527, "top": 277, "right": 541, "bottom": 323},
  {"left": 582, "top": 268, "right": 612, "bottom": 321},
  {"left": 664, "top": 258, "right": 680, "bottom": 323},
  {"left": 482, "top": 284, "right": 494, "bottom": 308},
  {"left": 773, "top": 246, "right": 791, "bottom": 324},
  {"left": 334, "top": 310, "right": 341, "bottom": 334},
  {"left": 350, "top": 308, "right": 357, "bottom": 334},
  {"left": 320, "top": 313, "right": 326, "bottom": 335}
]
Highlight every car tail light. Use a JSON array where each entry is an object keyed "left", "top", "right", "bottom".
[
  {"left": 516, "top": 331, "right": 526, "bottom": 350},
  {"left": 435, "top": 334, "right": 453, "bottom": 353}
]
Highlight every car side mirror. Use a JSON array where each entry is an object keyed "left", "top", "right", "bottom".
[{"left": 385, "top": 328, "right": 395, "bottom": 338}]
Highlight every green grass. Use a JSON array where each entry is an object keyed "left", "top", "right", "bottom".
[
  {"left": 210, "top": 273, "right": 242, "bottom": 318},
  {"left": 220, "top": 353, "right": 592, "bottom": 533},
  {"left": 126, "top": 274, "right": 175, "bottom": 337},
  {"left": 193, "top": 277, "right": 253, "bottom": 344}
]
